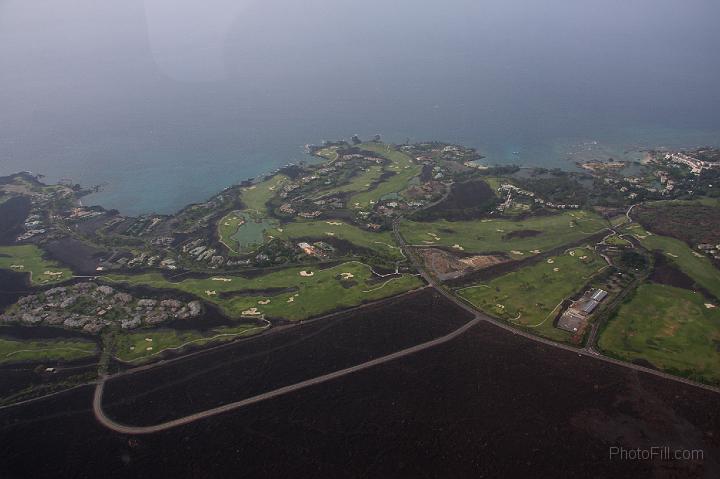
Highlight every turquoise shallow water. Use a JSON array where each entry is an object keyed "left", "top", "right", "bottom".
[{"left": 1, "top": 0, "right": 719, "bottom": 215}]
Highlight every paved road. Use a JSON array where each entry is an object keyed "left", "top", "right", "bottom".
[
  {"left": 93, "top": 316, "right": 483, "bottom": 435},
  {"left": 90, "top": 206, "right": 720, "bottom": 435},
  {"left": 391, "top": 218, "right": 720, "bottom": 394}
]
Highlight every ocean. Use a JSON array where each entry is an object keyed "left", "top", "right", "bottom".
[{"left": 1, "top": 0, "right": 719, "bottom": 216}]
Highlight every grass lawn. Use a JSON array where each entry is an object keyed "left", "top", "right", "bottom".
[
  {"left": 457, "top": 247, "right": 608, "bottom": 342},
  {"left": 0, "top": 337, "right": 97, "bottom": 364},
  {"left": 218, "top": 211, "right": 277, "bottom": 254},
  {"left": 113, "top": 323, "right": 265, "bottom": 363},
  {"left": 241, "top": 174, "right": 288, "bottom": 214},
  {"left": 0, "top": 245, "right": 73, "bottom": 285},
  {"left": 350, "top": 144, "right": 422, "bottom": 207},
  {"left": 604, "top": 234, "right": 632, "bottom": 247},
  {"left": 627, "top": 225, "right": 720, "bottom": 298},
  {"left": 598, "top": 283, "right": 720, "bottom": 385},
  {"left": 401, "top": 210, "right": 607, "bottom": 255},
  {"left": 316, "top": 165, "right": 385, "bottom": 198},
  {"left": 107, "top": 262, "right": 423, "bottom": 321},
  {"left": 314, "top": 147, "right": 339, "bottom": 162},
  {"left": 271, "top": 220, "right": 404, "bottom": 260}
]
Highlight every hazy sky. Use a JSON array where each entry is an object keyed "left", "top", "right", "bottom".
[{"left": 1, "top": 0, "right": 719, "bottom": 213}]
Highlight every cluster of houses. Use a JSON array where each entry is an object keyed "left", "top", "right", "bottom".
[
  {"left": 664, "top": 153, "right": 720, "bottom": 175},
  {"left": 0, "top": 283, "right": 202, "bottom": 333},
  {"left": 496, "top": 184, "right": 580, "bottom": 212},
  {"left": 296, "top": 241, "right": 335, "bottom": 258},
  {"left": 655, "top": 170, "right": 676, "bottom": 194},
  {"left": 557, "top": 288, "right": 608, "bottom": 334},
  {"left": 17, "top": 213, "right": 47, "bottom": 241},
  {"left": 697, "top": 243, "right": 720, "bottom": 261}
]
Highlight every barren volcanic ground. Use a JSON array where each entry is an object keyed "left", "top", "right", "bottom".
[{"left": 0, "top": 290, "right": 719, "bottom": 478}]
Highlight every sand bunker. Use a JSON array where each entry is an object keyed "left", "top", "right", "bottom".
[
  {"left": 667, "top": 253, "right": 679, "bottom": 258},
  {"left": 547, "top": 259, "right": 555, "bottom": 264},
  {"left": 340, "top": 272, "right": 355, "bottom": 280},
  {"left": 452, "top": 244, "right": 464, "bottom": 250},
  {"left": 530, "top": 250, "right": 541, "bottom": 254},
  {"left": 242, "top": 307, "right": 262, "bottom": 316},
  {"left": 495, "top": 304, "right": 505, "bottom": 309},
  {"left": 10, "top": 264, "right": 24, "bottom": 269},
  {"left": 326, "top": 232, "right": 335, "bottom": 236},
  {"left": 569, "top": 251, "right": 576, "bottom": 256},
  {"left": 146, "top": 347, "right": 153, "bottom": 351},
  {"left": 211, "top": 277, "right": 232, "bottom": 282},
  {"left": 299, "top": 271, "right": 314, "bottom": 277},
  {"left": 705, "top": 303, "right": 717, "bottom": 309},
  {"left": 287, "top": 297, "right": 295, "bottom": 303},
  {"left": 205, "top": 290, "right": 217, "bottom": 296},
  {"left": 258, "top": 299, "right": 271, "bottom": 305},
  {"left": 553, "top": 267, "right": 560, "bottom": 272},
  {"left": 144, "top": 338, "right": 153, "bottom": 342},
  {"left": 326, "top": 221, "right": 343, "bottom": 226},
  {"left": 511, "top": 250, "right": 524, "bottom": 255}
]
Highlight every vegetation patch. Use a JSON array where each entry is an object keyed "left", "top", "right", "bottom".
[
  {"left": 628, "top": 226, "right": 720, "bottom": 299},
  {"left": 107, "top": 262, "right": 423, "bottom": 321},
  {"left": 457, "top": 248, "right": 607, "bottom": 342},
  {"left": 401, "top": 210, "right": 607, "bottom": 255},
  {"left": 0, "top": 245, "right": 72, "bottom": 285},
  {"left": 113, "top": 323, "right": 264, "bottom": 363},
  {"left": 0, "top": 337, "right": 97, "bottom": 364},
  {"left": 349, "top": 144, "right": 421, "bottom": 207},
  {"left": 272, "top": 220, "right": 403, "bottom": 260},
  {"left": 598, "top": 283, "right": 720, "bottom": 385}
]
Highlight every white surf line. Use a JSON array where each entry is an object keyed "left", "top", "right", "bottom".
[{"left": 93, "top": 316, "right": 482, "bottom": 435}]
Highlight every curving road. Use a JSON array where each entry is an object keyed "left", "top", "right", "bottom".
[
  {"left": 391, "top": 217, "right": 720, "bottom": 394},
  {"left": 93, "top": 316, "right": 482, "bottom": 434}
]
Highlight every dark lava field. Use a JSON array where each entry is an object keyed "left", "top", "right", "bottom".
[{"left": 1, "top": 289, "right": 719, "bottom": 478}]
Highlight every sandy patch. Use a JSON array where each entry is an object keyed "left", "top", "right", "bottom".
[
  {"left": 511, "top": 250, "right": 524, "bottom": 255},
  {"left": 553, "top": 267, "right": 560, "bottom": 272},
  {"left": 547, "top": 259, "right": 555, "bottom": 264},
  {"left": 340, "top": 272, "right": 354, "bottom": 280},
  {"left": 705, "top": 303, "right": 717, "bottom": 309},
  {"left": 205, "top": 290, "right": 217, "bottom": 296},
  {"left": 326, "top": 221, "right": 343, "bottom": 226},
  {"left": 299, "top": 271, "right": 314, "bottom": 277},
  {"left": 144, "top": 338, "right": 153, "bottom": 342},
  {"left": 146, "top": 347, "right": 153, "bottom": 351},
  {"left": 258, "top": 299, "right": 271, "bottom": 305},
  {"left": 211, "top": 277, "right": 232, "bottom": 282},
  {"left": 667, "top": 253, "right": 679, "bottom": 258},
  {"left": 452, "top": 244, "right": 464, "bottom": 250},
  {"left": 287, "top": 296, "right": 295, "bottom": 303},
  {"left": 326, "top": 232, "right": 335, "bottom": 236},
  {"left": 530, "top": 250, "right": 541, "bottom": 254}
]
